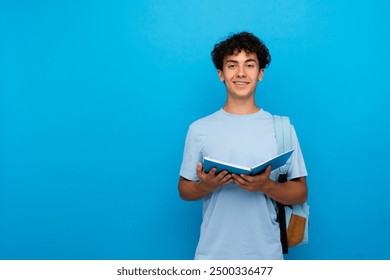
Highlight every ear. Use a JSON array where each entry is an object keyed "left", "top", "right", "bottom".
[
  {"left": 258, "top": 68, "right": 265, "bottom": 81},
  {"left": 217, "top": 69, "right": 225, "bottom": 82}
]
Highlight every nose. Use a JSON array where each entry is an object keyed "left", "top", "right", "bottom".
[{"left": 236, "top": 65, "right": 246, "bottom": 77}]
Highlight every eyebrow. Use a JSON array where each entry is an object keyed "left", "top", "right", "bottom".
[{"left": 225, "top": 59, "right": 258, "bottom": 64}]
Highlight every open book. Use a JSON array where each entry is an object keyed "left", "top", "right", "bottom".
[{"left": 203, "top": 149, "right": 294, "bottom": 175}]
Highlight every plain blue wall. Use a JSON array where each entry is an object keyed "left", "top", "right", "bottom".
[{"left": 1, "top": 0, "right": 389, "bottom": 260}]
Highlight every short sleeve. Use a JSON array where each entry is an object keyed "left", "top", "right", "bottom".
[{"left": 179, "top": 125, "right": 203, "bottom": 181}]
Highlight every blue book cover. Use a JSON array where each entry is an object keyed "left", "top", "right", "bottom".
[{"left": 203, "top": 149, "right": 294, "bottom": 175}]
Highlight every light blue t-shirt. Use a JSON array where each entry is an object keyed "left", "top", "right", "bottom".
[{"left": 180, "top": 108, "right": 307, "bottom": 260}]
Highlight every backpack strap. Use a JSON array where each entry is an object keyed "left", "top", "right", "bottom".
[
  {"left": 273, "top": 115, "right": 291, "bottom": 254},
  {"left": 276, "top": 188, "right": 288, "bottom": 254},
  {"left": 273, "top": 115, "right": 292, "bottom": 175}
]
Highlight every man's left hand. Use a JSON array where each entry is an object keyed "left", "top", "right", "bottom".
[{"left": 232, "top": 165, "right": 272, "bottom": 192}]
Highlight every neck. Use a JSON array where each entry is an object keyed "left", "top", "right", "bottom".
[{"left": 223, "top": 98, "right": 260, "bottom": 115}]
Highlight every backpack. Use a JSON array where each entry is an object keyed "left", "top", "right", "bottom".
[{"left": 273, "top": 115, "right": 309, "bottom": 254}]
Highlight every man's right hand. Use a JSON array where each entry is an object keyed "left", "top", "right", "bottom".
[
  {"left": 178, "top": 163, "right": 233, "bottom": 201},
  {"left": 196, "top": 162, "right": 233, "bottom": 190}
]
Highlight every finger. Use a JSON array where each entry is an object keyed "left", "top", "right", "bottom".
[
  {"left": 196, "top": 162, "right": 203, "bottom": 173},
  {"left": 216, "top": 170, "right": 229, "bottom": 180},
  {"left": 222, "top": 177, "right": 234, "bottom": 186},
  {"left": 208, "top": 168, "right": 217, "bottom": 176},
  {"left": 239, "top": 174, "right": 253, "bottom": 182},
  {"left": 196, "top": 163, "right": 204, "bottom": 178},
  {"left": 232, "top": 174, "right": 247, "bottom": 186},
  {"left": 235, "top": 181, "right": 250, "bottom": 190},
  {"left": 264, "top": 165, "right": 272, "bottom": 177},
  {"left": 220, "top": 173, "right": 233, "bottom": 185}
]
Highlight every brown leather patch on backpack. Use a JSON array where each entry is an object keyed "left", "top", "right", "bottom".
[{"left": 287, "top": 214, "right": 306, "bottom": 247}]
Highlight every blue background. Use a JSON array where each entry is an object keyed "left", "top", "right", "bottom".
[{"left": 1, "top": 0, "right": 389, "bottom": 260}]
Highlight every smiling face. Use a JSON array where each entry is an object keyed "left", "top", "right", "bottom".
[{"left": 218, "top": 50, "right": 264, "bottom": 100}]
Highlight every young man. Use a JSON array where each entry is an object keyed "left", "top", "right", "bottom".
[{"left": 178, "top": 32, "right": 308, "bottom": 260}]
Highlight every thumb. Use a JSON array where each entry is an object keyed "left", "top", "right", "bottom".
[
  {"left": 196, "top": 162, "right": 203, "bottom": 174},
  {"left": 265, "top": 165, "right": 272, "bottom": 177}
]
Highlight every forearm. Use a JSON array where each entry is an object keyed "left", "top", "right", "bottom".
[
  {"left": 178, "top": 177, "right": 217, "bottom": 201},
  {"left": 263, "top": 177, "right": 308, "bottom": 205}
]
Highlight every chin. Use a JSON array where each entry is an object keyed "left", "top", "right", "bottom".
[{"left": 230, "top": 92, "right": 255, "bottom": 99}]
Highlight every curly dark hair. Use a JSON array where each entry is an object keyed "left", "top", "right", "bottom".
[{"left": 211, "top": 32, "right": 271, "bottom": 70}]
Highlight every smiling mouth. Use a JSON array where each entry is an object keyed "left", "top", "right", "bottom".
[{"left": 233, "top": 82, "right": 250, "bottom": 86}]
